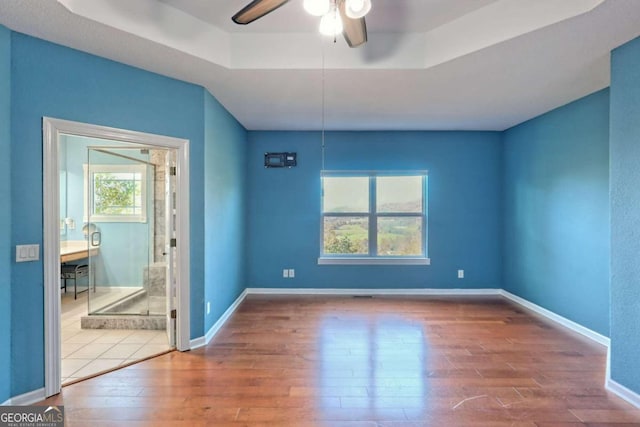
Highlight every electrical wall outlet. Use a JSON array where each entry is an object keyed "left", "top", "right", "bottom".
[
  {"left": 283, "top": 269, "right": 289, "bottom": 278},
  {"left": 207, "top": 301, "right": 210, "bottom": 315},
  {"left": 458, "top": 269, "right": 464, "bottom": 279},
  {"left": 288, "top": 269, "right": 295, "bottom": 278}
]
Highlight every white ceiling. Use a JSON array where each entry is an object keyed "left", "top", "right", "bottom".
[
  {"left": 159, "top": 0, "right": 499, "bottom": 33},
  {"left": 1, "top": 0, "right": 640, "bottom": 131}
]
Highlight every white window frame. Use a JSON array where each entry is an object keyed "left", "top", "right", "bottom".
[
  {"left": 318, "top": 170, "right": 430, "bottom": 266},
  {"left": 83, "top": 163, "right": 148, "bottom": 223}
]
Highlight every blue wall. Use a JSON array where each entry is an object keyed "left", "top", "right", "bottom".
[
  {"left": 502, "top": 90, "right": 610, "bottom": 336},
  {"left": 9, "top": 33, "right": 206, "bottom": 396},
  {"left": 204, "top": 92, "right": 248, "bottom": 332},
  {"left": 0, "top": 25, "right": 12, "bottom": 404},
  {"left": 610, "top": 36, "right": 640, "bottom": 393},
  {"left": 247, "top": 131, "right": 502, "bottom": 289}
]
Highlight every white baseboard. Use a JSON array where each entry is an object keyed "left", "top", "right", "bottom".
[
  {"left": 500, "top": 290, "right": 610, "bottom": 347},
  {"left": 607, "top": 378, "right": 640, "bottom": 408},
  {"left": 189, "top": 336, "right": 206, "bottom": 349},
  {"left": 244, "top": 288, "right": 502, "bottom": 296},
  {"left": 2, "top": 388, "right": 46, "bottom": 406},
  {"left": 606, "top": 345, "right": 640, "bottom": 409},
  {"left": 190, "top": 289, "right": 248, "bottom": 349},
  {"left": 606, "top": 345, "right": 611, "bottom": 385}
]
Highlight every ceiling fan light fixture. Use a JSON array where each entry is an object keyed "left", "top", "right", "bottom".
[
  {"left": 304, "top": 0, "right": 331, "bottom": 17},
  {"left": 345, "top": 0, "right": 371, "bottom": 19},
  {"left": 319, "top": 6, "right": 343, "bottom": 36}
]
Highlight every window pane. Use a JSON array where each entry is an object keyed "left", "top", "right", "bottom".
[
  {"left": 377, "top": 217, "right": 423, "bottom": 256},
  {"left": 323, "top": 177, "right": 369, "bottom": 213},
  {"left": 376, "top": 176, "right": 422, "bottom": 213},
  {"left": 323, "top": 216, "right": 369, "bottom": 255},
  {"left": 93, "top": 172, "right": 142, "bottom": 215}
]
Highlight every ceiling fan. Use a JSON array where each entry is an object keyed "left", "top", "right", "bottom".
[{"left": 232, "top": 0, "right": 369, "bottom": 48}]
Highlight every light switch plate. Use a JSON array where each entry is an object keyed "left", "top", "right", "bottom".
[{"left": 16, "top": 244, "right": 40, "bottom": 262}]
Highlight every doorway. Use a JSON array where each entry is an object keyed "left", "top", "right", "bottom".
[
  {"left": 60, "top": 141, "right": 175, "bottom": 384},
  {"left": 43, "top": 118, "right": 191, "bottom": 397}
]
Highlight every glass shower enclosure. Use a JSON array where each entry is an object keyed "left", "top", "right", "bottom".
[{"left": 85, "top": 146, "right": 156, "bottom": 316}]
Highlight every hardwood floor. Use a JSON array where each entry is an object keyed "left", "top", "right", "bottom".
[{"left": 41, "top": 295, "right": 640, "bottom": 426}]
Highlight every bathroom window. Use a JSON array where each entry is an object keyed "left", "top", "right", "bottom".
[{"left": 83, "top": 164, "right": 148, "bottom": 223}]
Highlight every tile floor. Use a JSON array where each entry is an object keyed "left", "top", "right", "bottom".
[{"left": 61, "top": 291, "right": 171, "bottom": 385}]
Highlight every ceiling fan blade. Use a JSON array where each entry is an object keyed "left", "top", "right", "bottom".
[
  {"left": 338, "top": 0, "right": 368, "bottom": 48},
  {"left": 232, "top": 0, "right": 290, "bottom": 25}
]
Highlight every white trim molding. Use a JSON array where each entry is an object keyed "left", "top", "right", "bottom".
[
  {"left": 318, "top": 258, "right": 431, "bottom": 265},
  {"left": 42, "top": 118, "right": 62, "bottom": 398},
  {"left": 245, "top": 288, "right": 501, "bottom": 296},
  {"left": 2, "top": 388, "right": 46, "bottom": 406},
  {"left": 190, "top": 289, "right": 248, "bottom": 349},
  {"left": 189, "top": 336, "right": 207, "bottom": 349},
  {"left": 606, "top": 345, "right": 611, "bottom": 385},
  {"left": 500, "top": 290, "right": 610, "bottom": 347},
  {"left": 42, "top": 117, "right": 191, "bottom": 398},
  {"left": 607, "top": 378, "right": 640, "bottom": 409}
]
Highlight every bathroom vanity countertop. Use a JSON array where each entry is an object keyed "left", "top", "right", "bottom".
[{"left": 61, "top": 240, "right": 99, "bottom": 263}]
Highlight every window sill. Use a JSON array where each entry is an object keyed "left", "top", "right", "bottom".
[
  {"left": 318, "top": 257, "right": 430, "bottom": 266},
  {"left": 83, "top": 216, "right": 147, "bottom": 223}
]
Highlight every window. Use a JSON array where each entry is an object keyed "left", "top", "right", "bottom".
[
  {"left": 83, "top": 164, "right": 148, "bottom": 223},
  {"left": 319, "top": 171, "right": 429, "bottom": 265}
]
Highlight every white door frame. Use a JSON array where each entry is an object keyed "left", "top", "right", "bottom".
[{"left": 42, "top": 117, "right": 191, "bottom": 397}]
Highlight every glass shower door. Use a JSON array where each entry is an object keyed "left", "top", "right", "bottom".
[{"left": 86, "top": 147, "right": 154, "bottom": 316}]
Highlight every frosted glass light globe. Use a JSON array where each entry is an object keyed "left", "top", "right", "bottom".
[
  {"left": 319, "top": 8, "right": 343, "bottom": 36},
  {"left": 345, "top": 0, "right": 371, "bottom": 19}
]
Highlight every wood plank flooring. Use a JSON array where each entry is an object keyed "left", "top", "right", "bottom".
[{"left": 40, "top": 295, "right": 640, "bottom": 426}]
